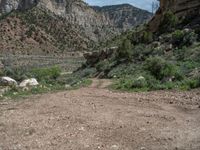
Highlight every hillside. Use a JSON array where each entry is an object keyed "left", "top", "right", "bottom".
[
  {"left": 92, "top": 4, "right": 152, "bottom": 31},
  {"left": 80, "top": 0, "right": 200, "bottom": 91},
  {"left": 0, "top": 0, "right": 151, "bottom": 55}
]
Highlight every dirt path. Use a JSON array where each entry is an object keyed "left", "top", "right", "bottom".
[{"left": 0, "top": 79, "right": 200, "bottom": 150}]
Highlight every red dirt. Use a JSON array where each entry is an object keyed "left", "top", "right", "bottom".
[{"left": 0, "top": 79, "right": 200, "bottom": 150}]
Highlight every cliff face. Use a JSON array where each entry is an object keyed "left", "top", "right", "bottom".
[
  {"left": 149, "top": 0, "right": 200, "bottom": 32},
  {"left": 92, "top": 4, "right": 152, "bottom": 31}
]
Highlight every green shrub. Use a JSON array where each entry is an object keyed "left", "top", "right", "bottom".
[
  {"left": 116, "top": 38, "right": 133, "bottom": 60},
  {"left": 172, "top": 30, "right": 197, "bottom": 48},
  {"left": 172, "top": 30, "right": 185, "bottom": 47},
  {"left": 30, "top": 66, "right": 61, "bottom": 82},
  {"left": 178, "top": 78, "right": 200, "bottom": 90},
  {"left": 141, "top": 31, "right": 153, "bottom": 44},
  {"left": 159, "top": 11, "right": 178, "bottom": 34},
  {"left": 96, "top": 60, "right": 110, "bottom": 72},
  {"left": 3, "top": 67, "right": 27, "bottom": 81},
  {"left": 144, "top": 57, "right": 178, "bottom": 80},
  {"left": 183, "top": 31, "right": 197, "bottom": 46},
  {"left": 132, "top": 44, "right": 152, "bottom": 61},
  {"left": 131, "top": 78, "right": 148, "bottom": 88}
]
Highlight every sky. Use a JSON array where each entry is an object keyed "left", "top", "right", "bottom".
[{"left": 84, "top": 0, "right": 156, "bottom": 12}]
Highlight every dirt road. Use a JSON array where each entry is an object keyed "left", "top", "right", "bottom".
[{"left": 0, "top": 79, "right": 200, "bottom": 150}]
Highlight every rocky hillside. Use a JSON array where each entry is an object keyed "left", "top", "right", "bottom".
[
  {"left": 0, "top": 0, "right": 152, "bottom": 55},
  {"left": 92, "top": 4, "right": 152, "bottom": 31}
]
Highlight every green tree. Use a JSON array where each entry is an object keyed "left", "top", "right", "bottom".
[{"left": 117, "top": 38, "right": 133, "bottom": 60}]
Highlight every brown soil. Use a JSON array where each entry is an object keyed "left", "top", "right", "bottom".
[{"left": 0, "top": 79, "right": 200, "bottom": 150}]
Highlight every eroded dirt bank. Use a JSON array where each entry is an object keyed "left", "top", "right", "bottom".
[{"left": 0, "top": 79, "right": 200, "bottom": 150}]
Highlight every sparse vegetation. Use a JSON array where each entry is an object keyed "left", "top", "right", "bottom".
[{"left": 81, "top": 21, "right": 200, "bottom": 92}]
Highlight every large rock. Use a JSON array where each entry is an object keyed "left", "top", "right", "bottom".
[
  {"left": 19, "top": 78, "right": 39, "bottom": 87},
  {"left": 84, "top": 47, "right": 117, "bottom": 66},
  {"left": 0, "top": 76, "right": 17, "bottom": 86}
]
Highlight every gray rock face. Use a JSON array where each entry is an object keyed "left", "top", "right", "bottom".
[
  {"left": 0, "top": 0, "right": 37, "bottom": 14},
  {"left": 92, "top": 4, "right": 152, "bottom": 31}
]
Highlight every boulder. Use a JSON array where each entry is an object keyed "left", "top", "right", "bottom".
[
  {"left": 0, "top": 77, "right": 17, "bottom": 86},
  {"left": 65, "top": 84, "right": 71, "bottom": 89},
  {"left": 19, "top": 78, "right": 39, "bottom": 87}
]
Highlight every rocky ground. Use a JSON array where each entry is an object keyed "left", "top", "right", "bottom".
[{"left": 0, "top": 79, "right": 200, "bottom": 150}]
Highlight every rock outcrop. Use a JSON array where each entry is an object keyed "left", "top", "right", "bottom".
[
  {"left": 149, "top": 0, "right": 200, "bottom": 32},
  {"left": 92, "top": 4, "right": 152, "bottom": 31}
]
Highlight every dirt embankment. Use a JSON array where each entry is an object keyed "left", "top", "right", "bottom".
[{"left": 0, "top": 79, "right": 200, "bottom": 150}]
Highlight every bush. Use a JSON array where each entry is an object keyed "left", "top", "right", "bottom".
[
  {"left": 172, "top": 30, "right": 185, "bottom": 47},
  {"left": 30, "top": 66, "right": 61, "bottom": 83},
  {"left": 144, "top": 57, "right": 178, "bottom": 80},
  {"left": 112, "top": 76, "right": 148, "bottom": 91},
  {"left": 172, "top": 30, "right": 197, "bottom": 48},
  {"left": 96, "top": 60, "right": 110, "bottom": 72},
  {"left": 141, "top": 31, "right": 153, "bottom": 44},
  {"left": 116, "top": 38, "right": 133, "bottom": 60},
  {"left": 3, "top": 67, "right": 28, "bottom": 81},
  {"left": 131, "top": 78, "right": 148, "bottom": 88},
  {"left": 159, "top": 11, "right": 178, "bottom": 34},
  {"left": 132, "top": 44, "right": 152, "bottom": 61}
]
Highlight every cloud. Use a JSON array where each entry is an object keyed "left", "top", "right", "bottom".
[{"left": 84, "top": 0, "right": 156, "bottom": 11}]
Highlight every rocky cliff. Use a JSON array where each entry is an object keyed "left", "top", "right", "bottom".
[
  {"left": 92, "top": 4, "right": 152, "bottom": 31},
  {"left": 149, "top": 0, "right": 200, "bottom": 32}
]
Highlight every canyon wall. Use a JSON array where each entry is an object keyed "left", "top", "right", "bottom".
[{"left": 149, "top": 0, "right": 200, "bottom": 32}]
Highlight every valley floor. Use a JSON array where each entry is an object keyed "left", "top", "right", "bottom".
[{"left": 0, "top": 79, "right": 200, "bottom": 150}]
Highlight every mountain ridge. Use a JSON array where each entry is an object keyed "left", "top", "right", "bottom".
[{"left": 0, "top": 0, "right": 152, "bottom": 55}]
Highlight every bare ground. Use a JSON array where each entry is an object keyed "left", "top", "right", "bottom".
[{"left": 0, "top": 79, "right": 200, "bottom": 150}]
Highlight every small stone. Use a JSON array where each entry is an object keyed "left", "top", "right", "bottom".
[
  {"left": 65, "top": 84, "right": 71, "bottom": 89},
  {"left": 111, "top": 145, "right": 119, "bottom": 149}
]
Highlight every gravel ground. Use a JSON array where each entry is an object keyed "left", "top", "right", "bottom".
[{"left": 0, "top": 79, "right": 200, "bottom": 150}]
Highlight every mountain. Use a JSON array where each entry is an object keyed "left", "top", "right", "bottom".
[
  {"left": 92, "top": 4, "right": 152, "bottom": 31},
  {"left": 0, "top": 0, "right": 152, "bottom": 55}
]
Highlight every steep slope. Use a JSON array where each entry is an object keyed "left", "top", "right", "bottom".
[
  {"left": 92, "top": 4, "right": 152, "bottom": 31},
  {"left": 0, "top": 0, "right": 117, "bottom": 55},
  {"left": 0, "top": 1, "right": 152, "bottom": 55}
]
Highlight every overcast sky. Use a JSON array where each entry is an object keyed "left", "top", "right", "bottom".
[{"left": 84, "top": 0, "right": 156, "bottom": 11}]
